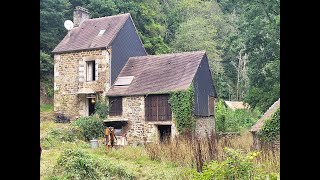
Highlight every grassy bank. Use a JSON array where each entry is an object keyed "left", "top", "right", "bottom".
[{"left": 40, "top": 120, "right": 187, "bottom": 180}]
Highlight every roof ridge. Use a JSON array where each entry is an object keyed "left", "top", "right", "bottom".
[
  {"left": 85, "top": 13, "right": 130, "bottom": 21},
  {"left": 266, "top": 98, "right": 280, "bottom": 112},
  {"left": 129, "top": 50, "right": 206, "bottom": 60}
]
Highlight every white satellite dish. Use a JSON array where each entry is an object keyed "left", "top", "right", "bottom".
[{"left": 64, "top": 20, "right": 74, "bottom": 30}]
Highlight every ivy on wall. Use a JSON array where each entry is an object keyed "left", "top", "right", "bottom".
[
  {"left": 169, "top": 86, "right": 195, "bottom": 133},
  {"left": 257, "top": 108, "right": 280, "bottom": 142}
]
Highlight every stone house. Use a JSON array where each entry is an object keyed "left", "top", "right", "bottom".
[
  {"left": 250, "top": 98, "right": 280, "bottom": 150},
  {"left": 52, "top": 7, "right": 217, "bottom": 144},
  {"left": 52, "top": 7, "right": 147, "bottom": 118}
]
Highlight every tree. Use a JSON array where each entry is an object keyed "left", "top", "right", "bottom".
[
  {"left": 40, "top": 0, "right": 72, "bottom": 53},
  {"left": 218, "top": 0, "right": 280, "bottom": 111},
  {"left": 115, "top": 0, "right": 169, "bottom": 54}
]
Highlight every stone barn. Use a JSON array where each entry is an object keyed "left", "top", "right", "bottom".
[{"left": 106, "top": 51, "right": 217, "bottom": 143}]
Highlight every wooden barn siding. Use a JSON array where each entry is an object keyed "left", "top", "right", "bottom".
[
  {"left": 110, "top": 17, "right": 147, "bottom": 84},
  {"left": 193, "top": 56, "right": 217, "bottom": 116}
]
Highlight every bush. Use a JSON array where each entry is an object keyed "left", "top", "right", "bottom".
[
  {"left": 72, "top": 116, "right": 105, "bottom": 141},
  {"left": 94, "top": 101, "right": 109, "bottom": 119},
  {"left": 215, "top": 100, "right": 261, "bottom": 132},
  {"left": 41, "top": 126, "right": 84, "bottom": 149},
  {"left": 55, "top": 149, "right": 104, "bottom": 179},
  {"left": 54, "top": 149, "right": 135, "bottom": 180},
  {"left": 188, "top": 148, "right": 278, "bottom": 180}
]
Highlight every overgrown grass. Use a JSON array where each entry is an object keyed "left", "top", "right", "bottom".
[
  {"left": 145, "top": 132, "right": 280, "bottom": 176},
  {"left": 40, "top": 121, "right": 187, "bottom": 180},
  {"left": 40, "top": 104, "right": 53, "bottom": 112}
]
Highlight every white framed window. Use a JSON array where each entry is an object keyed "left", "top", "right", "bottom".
[{"left": 86, "top": 61, "right": 95, "bottom": 81}]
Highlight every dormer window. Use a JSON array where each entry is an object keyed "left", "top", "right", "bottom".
[{"left": 86, "top": 61, "right": 95, "bottom": 81}]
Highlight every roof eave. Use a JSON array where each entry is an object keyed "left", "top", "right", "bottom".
[{"left": 106, "top": 87, "right": 190, "bottom": 97}]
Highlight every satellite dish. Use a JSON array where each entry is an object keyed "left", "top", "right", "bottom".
[{"left": 64, "top": 20, "right": 74, "bottom": 30}]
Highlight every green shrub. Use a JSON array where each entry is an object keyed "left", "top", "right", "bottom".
[
  {"left": 55, "top": 149, "right": 104, "bottom": 179},
  {"left": 215, "top": 100, "right": 261, "bottom": 132},
  {"left": 258, "top": 108, "right": 280, "bottom": 142},
  {"left": 72, "top": 116, "right": 105, "bottom": 141},
  {"left": 54, "top": 149, "right": 135, "bottom": 180},
  {"left": 94, "top": 101, "right": 109, "bottom": 119},
  {"left": 188, "top": 148, "right": 278, "bottom": 180},
  {"left": 41, "top": 126, "right": 84, "bottom": 149}
]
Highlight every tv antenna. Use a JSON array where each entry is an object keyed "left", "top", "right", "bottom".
[{"left": 64, "top": 20, "right": 74, "bottom": 37}]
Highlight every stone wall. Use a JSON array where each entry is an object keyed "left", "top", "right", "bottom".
[
  {"left": 107, "top": 96, "right": 176, "bottom": 144},
  {"left": 54, "top": 49, "right": 111, "bottom": 119},
  {"left": 195, "top": 116, "right": 215, "bottom": 137},
  {"left": 108, "top": 96, "right": 146, "bottom": 143}
]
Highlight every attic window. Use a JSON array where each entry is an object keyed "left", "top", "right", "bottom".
[
  {"left": 114, "top": 76, "right": 134, "bottom": 86},
  {"left": 98, "top": 30, "right": 106, "bottom": 35}
]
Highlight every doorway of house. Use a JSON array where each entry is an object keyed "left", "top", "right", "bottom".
[
  {"left": 158, "top": 125, "right": 171, "bottom": 142},
  {"left": 88, "top": 98, "right": 96, "bottom": 115}
]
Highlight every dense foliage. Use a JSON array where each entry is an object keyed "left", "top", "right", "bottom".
[
  {"left": 71, "top": 116, "right": 105, "bottom": 141},
  {"left": 258, "top": 108, "right": 280, "bottom": 142},
  {"left": 215, "top": 99, "right": 261, "bottom": 132},
  {"left": 40, "top": 0, "right": 280, "bottom": 112},
  {"left": 169, "top": 87, "right": 195, "bottom": 133},
  {"left": 189, "top": 148, "right": 279, "bottom": 180}
]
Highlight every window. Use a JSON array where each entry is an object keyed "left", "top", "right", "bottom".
[
  {"left": 109, "top": 97, "right": 122, "bottom": 116},
  {"left": 86, "top": 61, "right": 95, "bottom": 81},
  {"left": 208, "top": 96, "right": 215, "bottom": 116},
  {"left": 145, "top": 95, "right": 172, "bottom": 121}
]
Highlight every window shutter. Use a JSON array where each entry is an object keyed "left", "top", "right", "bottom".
[
  {"left": 109, "top": 97, "right": 122, "bottom": 116},
  {"left": 79, "top": 61, "right": 85, "bottom": 82},
  {"left": 208, "top": 96, "right": 215, "bottom": 116},
  {"left": 145, "top": 95, "right": 172, "bottom": 121},
  {"left": 95, "top": 61, "right": 99, "bottom": 80}
]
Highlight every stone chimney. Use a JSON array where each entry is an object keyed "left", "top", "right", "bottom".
[{"left": 73, "top": 6, "right": 90, "bottom": 27}]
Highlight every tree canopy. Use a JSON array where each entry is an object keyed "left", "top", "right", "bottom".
[{"left": 40, "top": 0, "right": 280, "bottom": 112}]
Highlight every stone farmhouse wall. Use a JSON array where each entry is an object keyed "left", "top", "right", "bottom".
[{"left": 54, "top": 49, "right": 111, "bottom": 119}]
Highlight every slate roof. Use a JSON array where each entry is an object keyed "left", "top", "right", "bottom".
[
  {"left": 107, "top": 51, "right": 207, "bottom": 96},
  {"left": 250, "top": 98, "right": 280, "bottom": 132},
  {"left": 52, "top": 13, "right": 130, "bottom": 53}
]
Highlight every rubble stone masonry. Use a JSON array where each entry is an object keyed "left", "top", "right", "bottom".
[
  {"left": 195, "top": 116, "right": 216, "bottom": 136},
  {"left": 54, "top": 49, "right": 111, "bottom": 119}
]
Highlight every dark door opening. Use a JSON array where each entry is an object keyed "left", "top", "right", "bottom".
[
  {"left": 88, "top": 98, "right": 95, "bottom": 115},
  {"left": 104, "top": 121, "right": 128, "bottom": 136},
  {"left": 158, "top": 125, "right": 171, "bottom": 142}
]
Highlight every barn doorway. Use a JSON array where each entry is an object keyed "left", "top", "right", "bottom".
[
  {"left": 158, "top": 125, "right": 171, "bottom": 142},
  {"left": 104, "top": 121, "right": 129, "bottom": 146}
]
